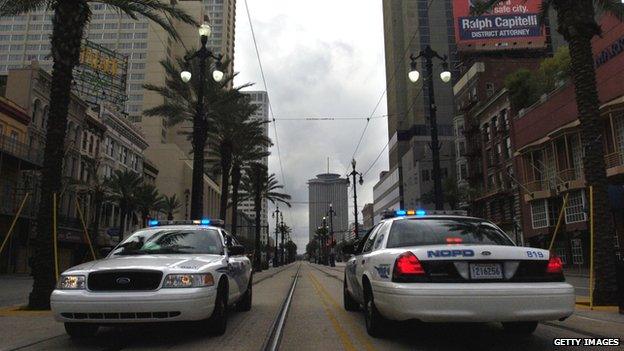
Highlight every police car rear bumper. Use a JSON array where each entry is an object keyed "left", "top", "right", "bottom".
[
  {"left": 51, "top": 287, "right": 217, "bottom": 323},
  {"left": 372, "top": 281, "right": 575, "bottom": 322}
]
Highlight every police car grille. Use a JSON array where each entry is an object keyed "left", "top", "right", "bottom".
[{"left": 88, "top": 270, "right": 163, "bottom": 291}]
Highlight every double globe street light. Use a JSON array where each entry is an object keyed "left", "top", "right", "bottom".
[
  {"left": 408, "top": 45, "right": 451, "bottom": 210},
  {"left": 179, "top": 22, "right": 225, "bottom": 219}
]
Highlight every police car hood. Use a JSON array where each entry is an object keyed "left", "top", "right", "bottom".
[
  {"left": 385, "top": 245, "right": 550, "bottom": 261},
  {"left": 65, "top": 254, "right": 223, "bottom": 273}
]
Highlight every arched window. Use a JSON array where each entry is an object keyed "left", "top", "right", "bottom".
[
  {"left": 82, "top": 131, "right": 88, "bottom": 149},
  {"left": 89, "top": 135, "right": 94, "bottom": 153},
  {"left": 42, "top": 105, "right": 49, "bottom": 128}
]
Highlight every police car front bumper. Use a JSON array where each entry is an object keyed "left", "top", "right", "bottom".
[
  {"left": 51, "top": 287, "right": 217, "bottom": 323},
  {"left": 372, "top": 281, "right": 575, "bottom": 322}
]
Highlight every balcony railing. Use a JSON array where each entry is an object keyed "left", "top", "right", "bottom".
[
  {"left": 605, "top": 151, "right": 624, "bottom": 169},
  {"left": 558, "top": 168, "right": 583, "bottom": 182},
  {"left": 525, "top": 180, "right": 549, "bottom": 192},
  {"left": 0, "top": 134, "right": 43, "bottom": 167}
]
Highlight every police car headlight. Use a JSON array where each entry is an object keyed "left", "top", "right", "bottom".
[
  {"left": 57, "top": 275, "right": 86, "bottom": 290},
  {"left": 162, "top": 273, "right": 214, "bottom": 288}
]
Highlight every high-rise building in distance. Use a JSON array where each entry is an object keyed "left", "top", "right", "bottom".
[
  {"left": 308, "top": 173, "right": 349, "bottom": 244},
  {"left": 240, "top": 91, "right": 269, "bottom": 244}
]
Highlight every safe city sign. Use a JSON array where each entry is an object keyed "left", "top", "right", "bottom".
[{"left": 453, "top": 0, "right": 547, "bottom": 51}]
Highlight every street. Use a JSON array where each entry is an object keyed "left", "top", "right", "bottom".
[{"left": 1, "top": 262, "right": 622, "bottom": 351}]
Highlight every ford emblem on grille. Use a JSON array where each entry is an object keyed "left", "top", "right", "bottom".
[
  {"left": 481, "top": 251, "right": 492, "bottom": 256},
  {"left": 116, "top": 277, "right": 131, "bottom": 285}
]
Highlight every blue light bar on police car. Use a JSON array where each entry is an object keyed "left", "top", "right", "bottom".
[
  {"left": 416, "top": 209, "right": 426, "bottom": 216},
  {"left": 395, "top": 210, "right": 407, "bottom": 216},
  {"left": 146, "top": 219, "right": 222, "bottom": 227},
  {"left": 148, "top": 220, "right": 160, "bottom": 227}
]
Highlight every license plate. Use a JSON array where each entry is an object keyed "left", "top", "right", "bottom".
[{"left": 469, "top": 263, "right": 503, "bottom": 280}]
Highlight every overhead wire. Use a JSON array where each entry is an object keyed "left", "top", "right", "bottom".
[{"left": 243, "top": 0, "right": 295, "bottom": 229}]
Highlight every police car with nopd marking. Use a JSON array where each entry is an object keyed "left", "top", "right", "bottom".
[
  {"left": 342, "top": 210, "right": 575, "bottom": 337},
  {"left": 51, "top": 219, "right": 252, "bottom": 338}
]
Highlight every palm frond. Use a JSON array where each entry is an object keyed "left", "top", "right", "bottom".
[
  {"left": 0, "top": 0, "right": 48, "bottom": 16},
  {"left": 594, "top": 0, "right": 624, "bottom": 22},
  {"left": 90, "top": 0, "right": 197, "bottom": 40}
]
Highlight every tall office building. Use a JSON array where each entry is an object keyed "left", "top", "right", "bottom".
[
  {"left": 203, "top": 0, "right": 236, "bottom": 77},
  {"left": 308, "top": 173, "right": 349, "bottom": 244},
  {"left": 381, "top": 0, "right": 458, "bottom": 211},
  {"left": 0, "top": 1, "right": 236, "bottom": 219},
  {"left": 240, "top": 91, "right": 269, "bottom": 243}
]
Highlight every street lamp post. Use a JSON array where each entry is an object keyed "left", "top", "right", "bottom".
[
  {"left": 280, "top": 213, "right": 285, "bottom": 265},
  {"left": 272, "top": 205, "right": 281, "bottom": 267},
  {"left": 408, "top": 45, "right": 451, "bottom": 211},
  {"left": 322, "top": 216, "right": 328, "bottom": 265},
  {"left": 348, "top": 159, "right": 363, "bottom": 239},
  {"left": 180, "top": 22, "right": 224, "bottom": 219},
  {"left": 327, "top": 203, "right": 336, "bottom": 267}
]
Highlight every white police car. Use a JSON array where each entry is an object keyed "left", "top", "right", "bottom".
[
  {"left": 51, "top": 219, "right": 252, "bottom": 338},
  {"left": 342, "top": 210, "right": 575, "bottom": 337}
]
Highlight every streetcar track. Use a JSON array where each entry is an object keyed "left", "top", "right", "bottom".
[{"left": 260, "top": 263, "right": 301, "bottom": 351}]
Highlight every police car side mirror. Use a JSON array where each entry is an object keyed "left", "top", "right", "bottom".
[{"left": 228, "top": 245, "right": 245, "bottom": 256}]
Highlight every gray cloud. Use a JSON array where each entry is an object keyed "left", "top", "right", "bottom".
[{"left": 234, "top": 0, "right": 390, "bottom": 252}]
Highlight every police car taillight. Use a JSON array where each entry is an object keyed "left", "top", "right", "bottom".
[
  {"left": 546, "top": 255, "right": 563, "bottom": 274},
  {"left": 392, "top": 252, "right": 425, "bottom": 280}
]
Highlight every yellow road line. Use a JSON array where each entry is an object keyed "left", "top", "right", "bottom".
[
  {"left": 308, "top": 273, "right": 357, "bottom": 351},
  {"left": 309, "top": 272, "right": 377, "bottom": 351}
]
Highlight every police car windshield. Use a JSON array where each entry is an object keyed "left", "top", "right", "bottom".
[
  {"left": 386, "top": 218, "right": 513, "bottom": 248},
  {"left": 112, "top": 228, "right": 223, "bottom": 255}
]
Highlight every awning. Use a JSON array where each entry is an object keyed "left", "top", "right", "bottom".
[
  {"left": 547, "top": 119, "right": 581, "bottom": 139},
  {"left": 514, "top": 135, "right": 550, "bottom": 156}
]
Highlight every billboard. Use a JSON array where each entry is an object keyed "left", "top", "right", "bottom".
[
  {"left": 453, "top": 0, "right": 547, "bottom": 51},
  {"left": 73, "top": 40, "right": 128, "bottom": 113}
]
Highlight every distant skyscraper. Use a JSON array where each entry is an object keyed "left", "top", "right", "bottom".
[
  {"left": 240, "top": 91, "right": 269, "bottom": 243},
  {"left": 308, "top": 173, "right": 349, "bottom": 244}
]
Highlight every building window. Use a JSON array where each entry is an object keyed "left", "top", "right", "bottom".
[
  {"left": 565, "top": 190, "right": 587, "bottom": 224},
  {"left": 459, "top": 163, "right": 467, "bottom": 180},
  {"left": 571, "top": 239, "right": 584, "bottom": 265},
  {"left": 530, "top": 199, "right": 549, "bottom": 229},
  {"left": 483, "top": 123, "right": 490, "bottom": 142}
]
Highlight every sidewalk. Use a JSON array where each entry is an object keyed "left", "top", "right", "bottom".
[{"left": 546, "top": 306, "right": 624, "bottom": 339}]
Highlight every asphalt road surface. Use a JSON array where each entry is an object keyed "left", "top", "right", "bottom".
[{"left": 3, "top": 262, "right": 615, "bottom": 351}]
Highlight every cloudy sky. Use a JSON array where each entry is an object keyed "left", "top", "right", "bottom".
[{"left": 233, "top": 0, "right": 389, "bottom": 252}]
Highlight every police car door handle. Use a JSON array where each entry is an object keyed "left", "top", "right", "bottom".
[{"left": 361, "top": 259, "right": 365, "bottom": 265}]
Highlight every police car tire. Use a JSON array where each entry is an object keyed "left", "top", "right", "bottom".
[
  {"left": 235, "top": 276, "right": 253, "bottom": 312},
  {"left": 209, "top": 282, "right": 228, "bottom": 335},
  {"left": 64, "top": 323, "right": 99, "bottom": 338},
  {"left": 501, "top": 321, "right": 538, "bottom": 335},
  {"left": 364, "top": 288, "right": 386, "bottom": 337},
  {"left": 343, "top": 276, "right": 358, "bottom": 311}
]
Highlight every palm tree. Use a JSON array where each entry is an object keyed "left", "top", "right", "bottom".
[
  {"left": 241, "top": 163, "right": 291, "bottom": 270},
  {"left": 228, "top": 118, "right": 272, "bottom": 236},
  {"left": 161, "top": 194, "right": 182, "bottom": 220},
  {"left": 204, "top": 90, "right": 259, "bottom": 222},
  {"left": 475, "top": 0, "right": 622, "bottom": 304},
  {"left": 1, "top": 0, "right": 196, "bottom": 310},
  {"left": 134, "top": 183, "right": 164, "bottom": 227},
  {"left": 143, "top": 56, "right": 249, "bottom": 219},
  {"left": 107, "top": 170, "right": 142, "bottom": 240}
]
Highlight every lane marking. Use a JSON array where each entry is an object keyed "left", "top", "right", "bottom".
[
  {"left": 308, "top": 273, "right": 357, "bottom": 351},
  {"left": 309, "top": 271, "right": 377, "bottom": 351}
]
